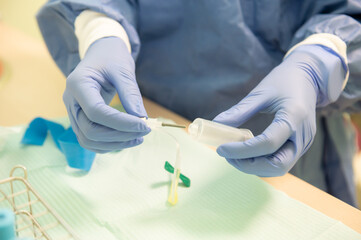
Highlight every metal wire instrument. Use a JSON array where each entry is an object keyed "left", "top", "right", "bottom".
[{"left": 0, "top": 165, "right": 79, "bottom": 240}]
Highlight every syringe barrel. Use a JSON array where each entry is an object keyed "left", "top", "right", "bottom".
[{"left": 188, "top": 118, "right": 253, "bottom": 147}]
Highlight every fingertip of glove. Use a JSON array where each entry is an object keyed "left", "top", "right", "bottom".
[
  {"left": 212, "top": 113, "right": 238, "bottom": 127},
  {"left": 144, "top": 127, "right": 152, "bottom": 135},
  {"left": 216, "top": 145, "right": 228, "bottom": 157},
  {"left": 132, "top": 109, "right": 148, "bottom": 118},
  {"left": 133, "top": 137, "right": 144, "bottom": 146},
  {"left": 212, "top": 114, "right": 225, "bottom": 124},
  {"left": 119, "top": 137, "right": 145, "bottom": 149},
  {"left": 129, "top": 117, "right": 151, "bottom": 133},
  {"left": 94, "top": 149, "right": 111, "bottom": 154},
  {"left": 225, "top": 157, "right": 260, "bottom": 176},
  {"left": 125, "top": 101, "right": 148, "bottom": 119},
  {"left": 224, "top": 158, "right": 249, "bottom": 174},
  {"left": 217, "top": 142, "right": 236, "bottom": 154},
  {"left": 225, "top": 157, "right": 237, "bottom": 166},
  {"left": 139, "top": 121, "right": 152, "bottom": 133}
]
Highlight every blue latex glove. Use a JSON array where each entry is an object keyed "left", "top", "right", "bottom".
[
  {"left": 214, "top": 45, "right": 347, "bottom": 177},
  {"left": 64, "top": 37, "right": 151, "bottom": 153}
]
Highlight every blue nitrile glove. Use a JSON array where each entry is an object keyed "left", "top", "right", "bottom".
[
  {"left": 64, "top": 37, "right": 151, "bottom": 153},
  {"left": 213, "top": 45, "right": 347, "bottom": 177}
]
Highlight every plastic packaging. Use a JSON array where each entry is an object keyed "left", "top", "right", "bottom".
[{"left": 188, "top": 118, "right": 253, "bottom": 147}]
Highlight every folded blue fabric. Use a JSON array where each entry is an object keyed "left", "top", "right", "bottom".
[{"left": 21, "top": 117, "right": 95, "bottom": 171}]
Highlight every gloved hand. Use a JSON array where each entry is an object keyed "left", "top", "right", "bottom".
[
  {"left": 213, "top": 45, "right": 346, "bottom": 177},
  {"left": 63, "top": 37, "right": 151, "bottom": 153}
]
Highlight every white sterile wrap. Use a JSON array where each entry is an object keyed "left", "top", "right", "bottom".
[
  {"left": 285, "top": 33, "right": 349, "bottom": 90},
  {"left": 75, "top": 10, "right": 132, "bottom": 59}
]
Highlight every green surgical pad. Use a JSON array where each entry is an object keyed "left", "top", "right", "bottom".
[{"left": 0, "top": 119, "right": 360, "bottom": 240}]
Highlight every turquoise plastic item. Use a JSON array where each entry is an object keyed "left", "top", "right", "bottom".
[
  {"left": 0, "top": 209, "right": 15, "bottom": 240},
  {"left": 21, "top": 117, "right": 96, "bottom": 171},
  {"left": 58, "top": 128, "right": 96, "bottom": 171}
]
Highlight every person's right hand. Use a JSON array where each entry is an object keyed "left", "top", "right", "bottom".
[{"left": 63, "top": 37, "right": 151, "bottom": 153}]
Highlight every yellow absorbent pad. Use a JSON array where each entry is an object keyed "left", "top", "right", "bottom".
[{"left": 0, "top": 120, "right": 360, "bottom": 240}]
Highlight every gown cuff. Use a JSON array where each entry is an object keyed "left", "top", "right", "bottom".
[
  {"left": 75, "top": 10, "right": 132, "bottom": 59},
  {"left": 285, "top": 33, "right": 349, "bottom": 90}
]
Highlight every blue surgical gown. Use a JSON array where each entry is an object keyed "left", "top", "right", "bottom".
[{"left": 37, "top": 0, "right": 361, "bottom": 207}]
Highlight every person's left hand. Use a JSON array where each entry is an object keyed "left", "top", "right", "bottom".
[{"left": 213, "top": 45, "right": 346, "bottom": 177}]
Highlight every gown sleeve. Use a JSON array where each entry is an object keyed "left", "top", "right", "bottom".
[
  {"left": 36, "top": 0, "right": 140, "bottom": 76},
  {"left": 288, "top": 4, "right": 361, "bottom": 113}
]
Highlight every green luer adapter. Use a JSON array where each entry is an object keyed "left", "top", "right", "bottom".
[{"left": 164, "top": 161, "right": 191, "bottom": 187}]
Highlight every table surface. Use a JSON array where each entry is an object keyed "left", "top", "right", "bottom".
[{"left": 1, "top": 23, "right": 360, "bottom": 233}]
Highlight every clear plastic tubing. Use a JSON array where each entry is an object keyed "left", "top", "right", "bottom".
[{"left": 188, "top": 118, "right": 254, "bottom": 147}]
